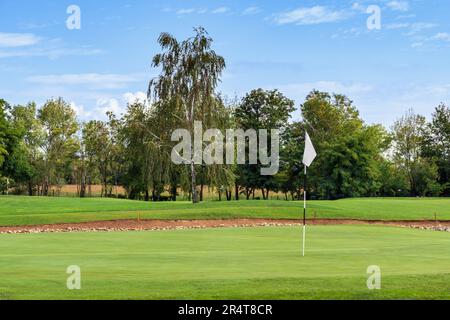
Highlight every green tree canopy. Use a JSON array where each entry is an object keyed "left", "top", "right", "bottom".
[{"left": 148, "top": 27, "right": 226, "bottom": 203}]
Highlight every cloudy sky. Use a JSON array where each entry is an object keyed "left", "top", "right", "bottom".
[{"left": 0, "top": 0, "right": 449, "bottom": 125}]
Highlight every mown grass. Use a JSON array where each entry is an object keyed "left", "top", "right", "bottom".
[
  {"left": 1, "top": 225, "right": 450, "bottom": 299},
  {"left": 0, "top": 196, "right": 449, "bottom": 226}
]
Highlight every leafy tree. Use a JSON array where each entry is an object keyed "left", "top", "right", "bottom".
[
  {"left": 301, "top": 91, "right": 363, "bottom": 143},
  {"left": 392, "top": 109, "right": 437, "bottom": 196},
  {"left": 148, "top": 27, "right": 226, "bottom": 203},
  {"left": 0, "top": 99, "right": 11, "bottom": 169},
  {"left": 422, "top": 104, "right": 450, "bottom": 196},
  {"left": 119, "top": 100, "right": 178, "bottom": 201},
  {"left": 234, "top": 89, "right": 295, "bottom": 199},
  {"left": 316, "top": 125, "right": 387, "bottom": 198},
  {"left": 0, "top": 100, "right": 32, "bottom": 194},
  {"left": 378, "top": 159, "right": 409, "bottom": 196},
  {"left": 38, "top": 98, "right": 79, "bottom": 195},
  {"left": 299, "top": 91, "right": 388, "bottom": 199},
  {"left": 82, "top": 120, "right": 116, "bottom": 197},
  {"left": 119, "top": 102, "right": 153, "bottom": 200},
  {"left": 7, "top": 102, "right": 44, "bottom": 195},
  {"left": 279, "top": 121, "right": 304, "bottom": 200}
]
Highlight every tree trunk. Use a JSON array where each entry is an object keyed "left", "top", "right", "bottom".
[
  {"left": 200, "top": 183, "right": 204, "bottom": 202},
  {"left": 79, "top": 180, "right": 86, "bottom": 198},
  {"left": 104, "top": 178, "right": 107, "bottom": 198},
  {"left": 80, "top": 171, "right": 86, "bottom": 198},
  {"left": 43, "top": 177, "right": 49, "bottom": 196},
  {"left": 191, "top": 161, "right": 198, "bottom": 203},
  {"left": 235, "top": 185, "right": 239, "bottom": 200},
  {"left": 88, "top": 177, "right": 92, "bottom": 197},
  {"left": 28, "top": 182, "right": 33, "bottom": 196},
  {"left": 171, "top": 184, "right": 177, "bottom": 201}
]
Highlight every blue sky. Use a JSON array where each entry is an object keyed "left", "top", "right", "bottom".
[{"left": 0, "top": 0, "right": 449, "bottom": 125}]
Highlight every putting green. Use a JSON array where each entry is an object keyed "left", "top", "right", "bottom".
[{"left": 1, "top": 225, "right": 450, "bottom": 299}]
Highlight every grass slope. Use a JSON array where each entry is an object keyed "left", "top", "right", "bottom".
[
  {"left": 0, "top": 196, "right": 449, "bottom": 226},
  {"left": 1, "top": 225, "right": 450, "bottom": 299}
]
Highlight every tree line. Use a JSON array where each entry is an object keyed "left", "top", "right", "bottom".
[{"left": 0, "top": 28, "right": 448, "bottom": 201}]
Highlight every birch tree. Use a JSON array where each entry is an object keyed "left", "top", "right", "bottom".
[{"left": 148, "top": 27, "right": 226, "bottom": 203}]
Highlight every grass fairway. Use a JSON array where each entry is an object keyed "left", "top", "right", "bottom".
[
  {"left": 0, "top": 196, "right": 449, "bottom": 226},
  {"left": 1, "top": 225, "right": 450, "bottom": 299}
]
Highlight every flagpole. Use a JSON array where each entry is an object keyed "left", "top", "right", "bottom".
[
  {"left": 302, "top": 165, "right": 307, "bottom": 257},
  {"left": 302, "top": 129, "right": 316, "bottom": 257}
]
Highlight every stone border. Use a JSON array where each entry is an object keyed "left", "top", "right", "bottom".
[{"left": 1, "top": 218, "right": 450, "bottom": 234}]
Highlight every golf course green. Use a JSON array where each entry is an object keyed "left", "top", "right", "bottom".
[
  {"left": 1, "top": 196, "right": 449, "bottom": 299},
  {"left": 1, "top": 225, "right": 450, "bottom": 299},
  {"left": 0, "top": 196, "right": 449, "bottom": 226}
]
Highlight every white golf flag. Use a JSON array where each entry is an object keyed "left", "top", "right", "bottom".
[{"left": 302, "top": 131, "right": 316, "bottom": 167}]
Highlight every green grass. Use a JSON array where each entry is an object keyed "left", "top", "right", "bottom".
[
  {"left": 0, "top": 196, "right": 449, "bottom": 226},
  {"left": 1, "top": 225, "right": 450, "bottom": 299}
]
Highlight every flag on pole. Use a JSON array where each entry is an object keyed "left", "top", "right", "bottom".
[
  {"left": 302, "top": 131, "right": 316, "bottom": 167},
  {"left": 301, "top": 130, "right": 316, "bottom": 257}
]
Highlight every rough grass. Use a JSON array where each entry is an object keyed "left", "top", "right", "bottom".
[
  {"left": 0, "top": 196, "right": 449, "bottom": 226},
  {"left": 1, "top": 225, "right": 450, "bottom": 299}
]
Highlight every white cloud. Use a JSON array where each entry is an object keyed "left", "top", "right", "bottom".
[
  {"left": 27, "top": 73, "right": 141, "bottom": 89},
  {"left": 0, "top": 47, "right": 102, "bottom": 59},
  {"left": 385, "top": 22, "right": 438, "bottom": 36},
  {"left": 406, "top": 22, "right": 437, "bottom": 35},
  {"left": 387, "top": 1, "right": 410, "bottom": 12},
  {"left": 176, "top": 8, "right": 195, "bottom": 15},
  {"left": 401, "top": 83, "right": 450, "bottom": 103},
  {"left": 243, "top": 7, "right": 260, "bottom": 15},
  {"left": 95, "top": 98, "right": 124, "bottom": 116},
  {"left": 70, "top": 102, "right": 92, "bottom": 119},
  {"left": 173, "top": 6, "right": 228, "bottom": 16},
  {"left": 433, "top": 32, "right": 450, "bottom": 42},
  {"left": 396, "top": 14, "right": 416, "bottom": 19},
  {"left": 274, "top": 6, "right": 350, "bottom": 25},
  {"left": 385, "top": 23, "right": 410, "bottom": 30},
  {"left": 0, "top": 32, "right": 102, "bottom": 59},
  {"left": 94, "top": 92, "right": 149, "bottom": 118},
  {"left": 212, "top": 7, "right": 229, "bottom": 14},
  {"left": 123, "top": 91, "right": 149, "bottom": 105},
  {"left": 64, "top": 91, "right": 150, "bottom": 121},
  {"left": 19, "top": 22, "right": 52, "bottom": 30},
  {"left": 0, "top": 32, "right": 41, "bottom": 47},
  {"left": 407, "top": 32, "right": 450, "bottom": 48},
  {"left": 351, "top": 2, "right": 366, "bottom": 13}
]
